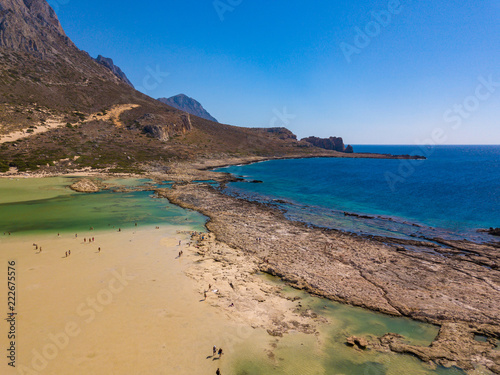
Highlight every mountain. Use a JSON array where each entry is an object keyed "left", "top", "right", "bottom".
[
  {"left": 94, "top": 55, "right": 134, "bottom": 88},
  {"left": 0, "top": 0, "right": 204, "bottom": 137},
  {"left": 0, "top": 0, "right": 345, "bottom": 174},
  {"left": 158, "top": 94, "right": 218, "bottom": 122},
  {"left": 0, "top": 0, "right": 71, "bottom": 56}
]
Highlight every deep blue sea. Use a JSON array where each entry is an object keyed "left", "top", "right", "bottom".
[{"left": 216, "top": 145, "right": 500, "bottom": 242}]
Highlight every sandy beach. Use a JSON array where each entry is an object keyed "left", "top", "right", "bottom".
[{"left": 0, "top": 226, "right": 272, "bottom": 374}]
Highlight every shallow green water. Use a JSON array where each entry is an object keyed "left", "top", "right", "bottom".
[
  {"left": 231, "top": 276, "right": 466, "bottom": 375},
  {"left": 0, "top": 177, "right": 207, "bottom": 234}
]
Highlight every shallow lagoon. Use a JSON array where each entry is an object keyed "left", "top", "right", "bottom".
[
  {"left": 230, "top": 276, "right": 466, "bottom": 375},
  {"left": 0, "top": 177, "right": 206, "bottom": 234}
]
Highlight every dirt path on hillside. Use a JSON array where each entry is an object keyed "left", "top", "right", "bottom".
[
  {"left": 87, "top": 104, "right": 140, "bottom": 127},
  {"left": 0, "top": 117, "right": 65, "bottom": 144},
  {"left": 0, "top": 104, "right": 141, "bottom": 144}
]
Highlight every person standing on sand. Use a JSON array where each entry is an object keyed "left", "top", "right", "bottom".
[
  {"left": 98, "top": 247, "right": 101, "bottom": 253},
  {"left": 216, "top": 368, "right": 221, "bottom": 375},
  {"left": 213, "top": 345, "right": 217, "bottom": 356},
  {"left": 218, "top": 348, "right": 223, "bottom": 358}
]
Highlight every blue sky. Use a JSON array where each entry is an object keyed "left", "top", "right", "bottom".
[{"left": 53, "top": 0, "right": 499, "bottom": 144}]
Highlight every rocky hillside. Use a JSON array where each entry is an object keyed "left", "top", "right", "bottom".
[
  {"left": 0, "top": 0, "right": 71, "bottom": 56},
  {"left": 301, "top": 136, "right": 353, "bottom": 153},
  {"left": 0, "top": 0, "right": 192, "bottom": 137},
  {"left": 94, "top": 55, "right": 134, "bottom": 88},
  {"left": 158, "top": 94, "right": 218, "bottom": 122},
  {"left": 0, "top": 0, "right": 351, "bottom": 174}
]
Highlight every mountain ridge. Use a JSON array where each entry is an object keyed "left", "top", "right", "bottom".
[
  {"left": 94, "top": 55, "right": 134, "bottom": 88},
  {"left": 158, "top": 94, "right": 218, "bottom": 123}
]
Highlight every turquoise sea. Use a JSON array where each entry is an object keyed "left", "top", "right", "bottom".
[{"left": 216, "top": 145, "right": 500, "bottom": 242}]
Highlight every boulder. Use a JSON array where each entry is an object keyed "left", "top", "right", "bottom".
[
  {"left": 346, "top": 336, "right": 368, "bottom": 350},
  {"left": 143, "top": 124, "right": 169, "bottom": 142},
  {"left": 69, "top": 178, "right": 100, "bottom": 193}
]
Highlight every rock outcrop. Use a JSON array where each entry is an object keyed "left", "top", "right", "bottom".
[
  {"left": 133, "top": 113, "right": 192, "bottom": 142},
  {"left": 0, "top": 0, "right": 73, "bottom": 57},
  {"left": 345, "top": 336, "right": 368, "bottom": 350},
  {"left": 369, "top": 323, "right": 500, "bottom": 374},
  {"left": 158, "top": 94, "right": 218, "bottom": 123},
  {"left": 301, "top": 136, "right": 353, "bottom": 153},
  {"left": 94, "top": 55, "right": 134, "bottom": 88},
  {"left": 258, "top": 127, "right": 297, "bottom": 140},
  {"left": 69, "top": 178, "right": 101, "bottom": 193},
  {"left": 479, "top": 228, "right": 500, "bottom": 237}
]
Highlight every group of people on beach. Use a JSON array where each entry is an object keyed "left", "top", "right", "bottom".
[
  {"left": 212, "top": 345, "right": 223, "bottom": 358},
  {"left": 212, "top": 345, "right": 223, "bottom": 374}
]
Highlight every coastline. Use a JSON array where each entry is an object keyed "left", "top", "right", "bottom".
[
  {"left": 151, "top": 159, "right": 500, "bottom": 373},
  {"left": 0, "top": 150, "right": 420, "bottom": 178},
  {"left": 1, "top": 156, "right": 499, "bottom": 373}
]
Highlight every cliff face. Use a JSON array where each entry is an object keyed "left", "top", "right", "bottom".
[
  {"left": 94, "top": 55, "right": 134, "bottom": 88},
  {"left": 301, "top": 136, "right": 347, "bottom": 152},
  {"left": 0, "top": 0, "right": 72, "bottom": 56},
  {"left": 158, "top": 94, "right": 218, "bottom": 123}
]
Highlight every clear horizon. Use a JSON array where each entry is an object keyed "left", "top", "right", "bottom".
[{"left": 53, "top": 0, "right": 499, "bottom": 144}]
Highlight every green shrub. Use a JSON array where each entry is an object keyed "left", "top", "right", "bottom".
[{"left": 0, "top": 160, "right": 9, "bottom": 173}]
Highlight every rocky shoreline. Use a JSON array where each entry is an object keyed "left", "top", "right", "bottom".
[{"left": 149, "top": 161, "right": 500, "bottom": 374}]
